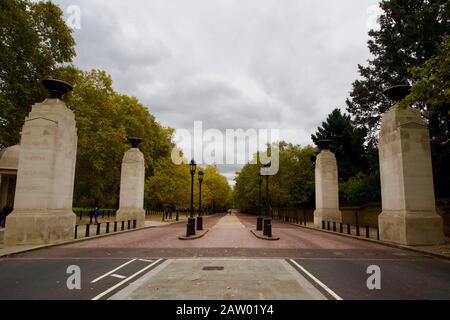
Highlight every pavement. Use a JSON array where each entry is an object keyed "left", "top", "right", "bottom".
[{"left": 0, "top": 212, "right": 449, "bottom": 300}]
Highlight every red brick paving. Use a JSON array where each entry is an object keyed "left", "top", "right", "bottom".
[{"left": 63, "top": 213, "right": 390, "bottom": 251}]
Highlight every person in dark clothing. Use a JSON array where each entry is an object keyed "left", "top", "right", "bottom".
[
  {"left": 89, "top": 209, "right": 94, "bottom": 224},
  {"left": 93, "top": 207, "right": 100, "bottom": 224},
  {"left": 1, "top": 206, "right": 13, "bottom": 228}
]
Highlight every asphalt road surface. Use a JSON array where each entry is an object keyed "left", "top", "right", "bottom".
[{"left": 0, "top": 213, "right": 449, "bottom": 300}]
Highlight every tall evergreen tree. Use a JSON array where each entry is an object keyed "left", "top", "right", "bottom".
[
  {"left": 346, "top": 0, "right": 450, "bottom": 142},
  {"left": 311, "top": 109, "right": 368, "bottom": 181}
]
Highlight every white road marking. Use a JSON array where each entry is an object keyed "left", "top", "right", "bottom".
[
  {"left": 289, "top": 259, "right": 343, "bottom": 300},
  {"left": 91, "top": 259, "right": 163, "bottom": 301},
  {"left": 138, "top": 259, "right": 154, "bottom": 263},
  {"left": 91, "top": 258, "right": 137, "bottom": 283},
  {"left": 110, "top": 274, "right": 127, "bottom": 279}
]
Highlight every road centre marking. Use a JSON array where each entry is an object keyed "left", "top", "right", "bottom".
[
  {"left": 289, "top": 259, "right": 343, "bottom": 300},
  {"left": 91, "top": 258, "right": 137, "bottom": 283},
  {"left": 91, "top": 259, "right": 163, "bottom": 300}
]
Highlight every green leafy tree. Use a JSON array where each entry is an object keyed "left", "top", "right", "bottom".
[
  {"left": 55, "top": 66, "right": 174, "bottom": 207},
  {"left": 402, "top": 35, "right": 450, "bottom": 197},
  {"left": 233, "top": 142, "right": 316, "bottom": 211},
  {"left": 311, "top": 109, "right": 369, "bottom": 181},
  {"left": 145, "top": 158, "right": 231, "bottom": 211},
  {"left": 0, "top": 0, "right": 75, "bottom": 148},
  {"left": 346, "top": 0, "right": 450, "bottom": 142}
]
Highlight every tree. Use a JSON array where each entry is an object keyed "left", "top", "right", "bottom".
[
  {"left": 346, "top": 0, "right": 450, "bottom": 143},
  {"left": 54, "top": 66, "right": 174, "bottom": 208},
  {"left": 402, "top": 35, "right": 450, "bottom": 198},
  {"left": 311, "top": 109, "right": 369, "bottom": 181},
  {"left": 0, "top": 0, "right": 75, "bottom": 148},
  {"left": 233, "top": 142, "right": 316, "bottom": 211},
  {"left": 145, "top": 158, "right": 231, "bottom": 211}
]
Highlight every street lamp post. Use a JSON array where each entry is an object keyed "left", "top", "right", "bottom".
[
  {"left": 187, "top": 159, "right": 197, "bottom": 236},
  {"left": 265, "top": 173, "right": 269, "bottom": 218},
  {"left": 197, "top": 170, "right": 204, "bottom": 230},
  {"left": 262, "top": 163, "right": 272, "bottom": 237},
  {"left": 256, "top": 173, "right": 263, "bottom": 231}
]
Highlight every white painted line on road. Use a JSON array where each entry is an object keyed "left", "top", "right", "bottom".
[
  {"left": 110, "top": 274, "right": 127, "bottom": 279},
  {"left": 91, "top": 258, "right": 137, "bottom": 283},
  {"left": 289, "top": 259, "right": 343, "bottom": 300},
  {"left": 91, "top": 258, "right": 163, "bottom": 301},
  {"left": 138, "top": 259, "right": 154, "bottom": 263}
]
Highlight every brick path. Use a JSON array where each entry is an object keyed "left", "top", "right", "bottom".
[{"left": 62, "top": 213, "right": 395, "bottom": 251}]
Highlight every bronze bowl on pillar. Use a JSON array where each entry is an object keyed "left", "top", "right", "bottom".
[
  {"left": 41, "top": 79, "right": 73, "bottom": 99},
  {"left": 383, "top": 85, "right": 411, "bottom": 102},
  {"left": 128, "top": 137, "right": 143, "bottom": 149},
  {"left": 316, "top": 139, "right": 332, "bottom": 150}
]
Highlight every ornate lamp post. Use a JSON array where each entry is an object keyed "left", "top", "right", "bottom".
[
  {"left": 197, "top": 170, "right": 204, "bottom": 230},
  {"left": 262, "top": 163, "right": 272, "bottom": 237},
  {"left": 256, "top": 173, "right": 263, "bottom": 231},
  {"left": 187, "top": 159, "right": 197, "bottom": 236},
  {"left": 263, "top": 164, "right": 270, "bottom": 218}
]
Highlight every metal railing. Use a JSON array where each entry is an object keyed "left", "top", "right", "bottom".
[{"left": 74, "top": 219, "right": 137, "bottom": 239}]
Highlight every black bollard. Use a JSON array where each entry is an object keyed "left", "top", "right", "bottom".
[
  {"left": 96, "top": 223, "right": 101, "bottom": 235},
  {"left": 339, "top": 222, "right": 343, "bottom": 233},
  {"left": 106, "top": 222, "right": 110, "bottom": 234},
  {"left": 197, "top": 216, "right": 203, "bottom": 231},
  {"left": 333, "top": 222, "right": 336, "bottom": 232},
  {"left": 114, "top": 221, "right": 118, "bottom": 232},
  {"left": 257, "top": 217, "right": 263, "bottom": 231},
  {"left": 322, "top": 221, "right": 325, "bottom": 229},
  {"left": 74, "top": 225, "right": 78, "bottom": 239},
  {"left": 366, "top": 226, "right": 370, "bottom": 238},
  {"left": 127, "top": 220, "right": 131, "bottom": 230},
  {"left": 85, "top": 224, "right": 90, "bottom": 237},
  {"left": 327, "top": 221, "right": 330, "bottom": 231},
  {"left": 377, "top": 227, "right": 380, "bottom": 240},
  {"left": 356, "top": 225, "right": 360, "bottom": 236},
  {"left": 121, "top": 221, "right": 125, "bottom": 231},
  {"left": 133, "top": 220, "right": 137, "bottom": 229},
  {"left": 347, "top": 224, "right": 351, "bottom": 235},
  {"left": 263, "top": 218, "right": 272, "bottom": 237},
  {"left": 186, "top": 218, "right": 196, "bottom": 236}
]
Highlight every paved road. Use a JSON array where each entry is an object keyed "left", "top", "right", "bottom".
[{"left": 0, "top": 213, "right": 449, "bottom": 300}]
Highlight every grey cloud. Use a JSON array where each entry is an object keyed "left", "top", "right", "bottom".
[{"left": 53, "top": 0, "right": 379, "bottom": 184}]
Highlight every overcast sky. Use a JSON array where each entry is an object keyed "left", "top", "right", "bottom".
[{"left": 53, "top": 0, "right": 380, "bottom": 185}]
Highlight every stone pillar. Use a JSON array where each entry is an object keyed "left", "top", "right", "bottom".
[
  {"left": 378, "top": 85, "right": 444, "bottom": 245},
  {"left": 5, "top": 79, "right": 77, "bottom": 245},
  {"left": 0, "top": 175, "right": 9, "bottom": 209},
  {"left": 313, "top": 140, "right": 342, "bottom": 227},
  {"left": 116, "top": 137, "right": 145, "bottom": 228}
]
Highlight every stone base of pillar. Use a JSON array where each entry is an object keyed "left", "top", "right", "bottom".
[
  {"left": 313, "top": 208, "right": 342, "bottom": 228},
  {"left": 379, "top": 210, "right": 444, "bottom": 245},
  {"left": 116, "top": 208, "right": 145, "bottom": 228},
  {"left": 4, "top": 210, "right": 75, "bottom": 245}
]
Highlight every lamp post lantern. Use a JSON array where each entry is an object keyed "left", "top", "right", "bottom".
[
  {"left": 197, "top": 170, "right": 204, "bottom": 230},
  {"left": 187, "top": 159, "right": 197, "bottom": 236}
]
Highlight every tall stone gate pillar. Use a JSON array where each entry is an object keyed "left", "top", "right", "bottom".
[
  {"left": 5, "top": 79, "right": 77, "bottom": 245},
  {"left": 378, "top": 85, "right": 444, "bottom": 245},
  {"left": 313, "top": 140, "right": 342, "bottom": 227},
  {"left": 116, "top": 137, "right": 145, "bottom": 228}
]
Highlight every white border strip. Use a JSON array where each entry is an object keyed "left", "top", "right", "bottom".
[
  {"left": 289, "top": 259, "right": 343, "bottom": 300},
  {"left": 91, "top": 259, "right": 163, "bottom": 300},
  {"left": 91, "top": 258, "right": 137, "bottom": 283}
]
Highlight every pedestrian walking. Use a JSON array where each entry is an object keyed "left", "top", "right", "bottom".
[{"left": 93, "top": 207, "right": 100, "bottom": 224}]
